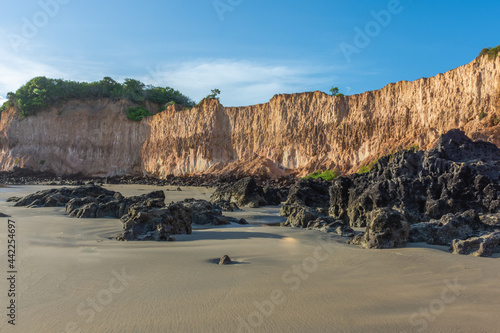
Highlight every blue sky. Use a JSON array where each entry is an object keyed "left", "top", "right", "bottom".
[{"left": 0, "top": 0, "right": 498, "bottom": 106}]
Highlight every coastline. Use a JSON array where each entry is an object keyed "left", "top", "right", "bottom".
[{"left": 0, "top": 185, "right": 499, "bottom": 332}]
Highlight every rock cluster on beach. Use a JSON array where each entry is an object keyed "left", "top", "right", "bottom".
[
  {"left": 116, "top": 198, "right": 241, "bottom": 241},
  {"left": 210, "top": 177, "right": 283, "bottom": 208},
  {"left": 279, "top": 178, "right": 355, "bottom": 237},
  {"left": 8, "top": 184, "right": 246, "bottom": 241},
  {"left": 280, "top": 130, "right": 500, "bottom": 256}
]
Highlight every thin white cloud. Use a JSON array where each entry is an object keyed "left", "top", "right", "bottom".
[
  {"left": 142, "top": 59, "right": 335, "bottom": 106},
  {"left": 0, "top": 48, "right": 66, "bottom": 97},
  {"left": 0, "top": 46, "right": 338, "bottom": 107}
]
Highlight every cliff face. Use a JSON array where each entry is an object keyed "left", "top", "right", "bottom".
[
  {"left": 1, "top": 56, "right": 499, "bottom": 177},
  {"left": 0, "top": 100, "right": 149, "bottom": 176}
]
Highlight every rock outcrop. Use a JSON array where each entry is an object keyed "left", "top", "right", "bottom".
[
  {"left": 349, "top": 208, "right": 410, "bottom": 249},
  {"left": 66, "top": 190, "right": 165, "bottom": 219},
  {"left": 7, "top": 184, "right": 245, "bottom": 240},
  {"left": 329, "top": 129, "right": 500, "bottom": 228},
  {"left": 452, "top": 232, "right": 500, "bottom": 257},
  {"left": 117, "top": 198, "right": 242, "bottom": 241},
  {"left": 7, "top": 184, "right": 167, "bottom": 219},
  {"left": 408, "top": 210, "right": 491, "bottom": 246},
  {"left": 306, "top": 217, "right": 354, "bottom": 237},
  {"left": 280, "top": 178, "right": 330, "bottom": 227},
  {"left": 9, "top": 185, "right": 117, "bottom": 208},
  {"left": 0, "top": 56, "right": 498, "bottom": 178},
  {"left": 210, "top": 177, "right": 267, "bottom": 208},
  {"left": 328, "top": 129, "right": 500, "bottom": 255}
]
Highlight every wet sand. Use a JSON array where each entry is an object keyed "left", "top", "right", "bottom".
[{"left": 0, "top": 185, "right": 499, "bottom": 332}]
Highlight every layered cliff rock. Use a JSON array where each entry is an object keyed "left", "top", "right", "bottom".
[{"left": 1, "top": 55, "right": 499, "bottom": 177}]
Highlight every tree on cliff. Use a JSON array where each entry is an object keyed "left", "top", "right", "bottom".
[
  {"left": 123, "top": 78, "right": 146, "bottom": 103},
  {"left": 207, "top": 89, "right": 221, "bottom": 100},
  {"left": 330, "top": 86, "right": 344, "bottom": 97}
]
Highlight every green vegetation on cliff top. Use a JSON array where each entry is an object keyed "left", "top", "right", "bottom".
[
  {"left": 0, "top": 76, "right": 195, "bottom": 119},
  {"left": 478, "top": 45, "right": 500, "bottom": 60}
]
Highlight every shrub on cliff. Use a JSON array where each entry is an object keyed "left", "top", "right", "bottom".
[
  {"left": 0, "top": 100, "right": 12, "bottom": 114},
  {"left": 196, "top": 88, "right": 221, "bottom": 106},
  {"left": 126, "top": 107, "right": 152, "bottom": 121},
  {"left": 6, "top": 76, "right": 195, "bottom": 118},
  {"left": 478, "top": 45, "right": 500, "bottom": 60}
]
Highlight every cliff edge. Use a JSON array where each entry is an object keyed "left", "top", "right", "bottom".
[{"left": 1, "top": 55, "right": 499, "bottom": 178}]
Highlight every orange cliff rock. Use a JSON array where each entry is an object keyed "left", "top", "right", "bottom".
[{"left": 1, "top": 55, "right": 499, "bottom": 178}]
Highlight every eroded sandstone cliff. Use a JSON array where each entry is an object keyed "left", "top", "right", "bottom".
[{"left": 1, "top": 55, "right": 499, "bottom": 177}]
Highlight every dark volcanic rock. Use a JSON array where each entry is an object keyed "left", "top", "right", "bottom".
[
  {"left": 331, "top": 129, "right": 500, "bottom": 255},
  {"left": 350, "top": 208, "right": 410, "bottom": 249},
  {"left": 212, "top": 199, "right": 241, "bottom": 212},
  {"left": 10, "top": 184, "right": 167, "bottom": 220},
  {"left": 117, "top": 199, "right": 227, "bottom": 241},
  {"left": 219, "top": 255, "right": 232, "bottom": 265},
  {"left": 117, "top": 201, "right": 191, "bottom": 241},
  {"left": 452, "top": 232, "right": 500, "bottom": 257},
  {"left": 409, "top": 210, "right": 491, "bottom": 246},
  {"left": 12, "top": 185, "right": 116, "bottom": 208},
  {"left": 237, "top": 218, "right": 248, "bottom": 225},
  {"left": 280, "top": 205, "right": 323, "bottom": 228},
  {"left": 282, "top": 178, "right": 330, "bottom": 211},
  {"left": 306, "top": 216, "right": 354, "bottom": 237},
  {"left": 181, "top": 199, "right": 227, "bottom": 225},
  {"left": 279, "top": 178, "right": 330, "bottom": 227},
  {"left": 210, "top": 177, "right": 267, "bottom": 208},
  {"left": 330, "top": 130, "right": 500, "bottom": 228},
  {"left": 262, "top": 184, "right": 283, "bottom": 205},
  {"left": 66, "top": 190, "right": 165, "bottom": 219}
]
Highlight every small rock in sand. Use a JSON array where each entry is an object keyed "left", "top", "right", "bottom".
[{"left": 219, "top": 255, "right": 232, "bottom": 265}]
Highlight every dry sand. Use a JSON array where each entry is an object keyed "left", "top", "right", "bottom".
[{"left": 0, "top": 184, "right": 499, "bottom": 333}]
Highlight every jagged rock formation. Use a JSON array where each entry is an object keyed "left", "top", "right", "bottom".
[
  {"left": 7, "top": 184, "right": 166, "bottom": 219},
  {"left": 65, "top": 190, "right": 165, "bottom": 219},
  {"left": 330, "top": 129, "right": 500, "bottom": 255},
  {"left": 452, "top": 232, "right": 500, "bottom": 256},
  {"left": 277, "top": 130, "right": 500, "bottom": 256},
  {"left": 9, "top": 185, "right": 117, "bottom": 208},
  {"left": 0, "top": 56, "right": 498, "bottom": 178},
  {"left": 306, "top": 217, "right": 354, "bottom": 237},
  {"left": 349, "top": 208, "right": 410, "bottom": 249},
  {"left": 117, "top": 198, "right": 244, "bottom": 241},
  {"left": 210, "top": 177, "right": 267, "bottom": 208},
  {"left": 329, "top": 129, "right": 500, "bottom": 228},
  {"left": 7, "top": 184, "right": 244, "bottom": 240},
  {"left": 279, "top": 178, "right": 330, "bottom": 227}
]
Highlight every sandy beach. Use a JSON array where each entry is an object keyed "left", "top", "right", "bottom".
[{"left": 1, "top": 185, "right": 499, "bottom": 332}]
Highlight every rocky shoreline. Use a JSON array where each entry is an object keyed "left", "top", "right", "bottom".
[
  {"left": 4, "top": 129, "right": 500, "bottom": 256},
  {"left": 278, "top": 129, "right": 500, "bottom": 256},
  {"left": 0, "top": 168, "right": 297, "bottom": 188}
]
